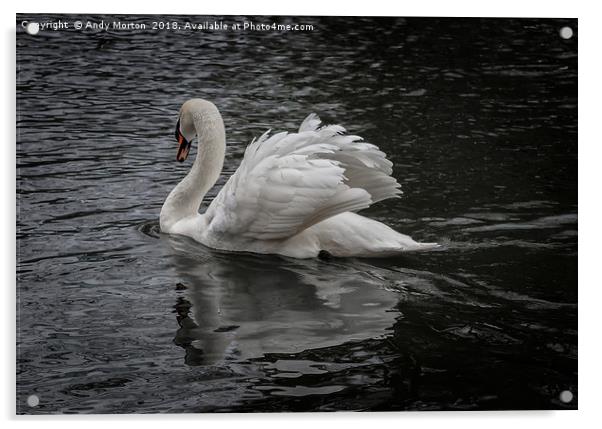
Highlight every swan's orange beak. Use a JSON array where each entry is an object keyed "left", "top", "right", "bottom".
[
  {"left": 175, "top": 118, "right": 191, "bottom": 162},
  {"left": 176, "top": 133, "right": 191, "bottom": 162}
]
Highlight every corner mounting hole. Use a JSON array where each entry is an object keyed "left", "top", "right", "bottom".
[
  {"left": 25, "top": 22, "right": 40, "bottom": 35},
  {"left": 27, "top": 394, "right": 39, "bottom": 407},
  {"left": 559, "top": 27, "right": 573, "bottom": 40},
  {"left": 559, "top": 390, "right": 573, "bottom": 403}
]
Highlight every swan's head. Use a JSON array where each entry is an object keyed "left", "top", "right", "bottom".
[
  {"left": 174, "top": 98, "right": 224, "bottom": 162},
  {"left": 174, "top": 109, "right": 196, "bottom": 162}
]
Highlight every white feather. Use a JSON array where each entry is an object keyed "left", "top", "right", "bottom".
[{"left": 205, "top": 114, "right": 401, "bottom": 240}]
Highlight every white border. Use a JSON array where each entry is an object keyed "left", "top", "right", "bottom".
[
  {"left": 4, "top": 0, "right": 585, "bottom": 17},
  {"left": 4, "top": 0, "right": 600, "bottom": 427}
]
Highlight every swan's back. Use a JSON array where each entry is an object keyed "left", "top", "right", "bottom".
[{"left": 204, "top": 114, "right": 402, "bottom": 241}]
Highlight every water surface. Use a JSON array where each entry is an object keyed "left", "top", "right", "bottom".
[{"left": 16, "top": 15, "right": 577, "bottom": 413}]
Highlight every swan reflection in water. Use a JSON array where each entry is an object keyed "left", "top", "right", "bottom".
[{"left": 163, "top": 234, "right": 402, "bottom": 365}]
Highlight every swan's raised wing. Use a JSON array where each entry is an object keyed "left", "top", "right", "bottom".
[{"left": 204, "top": 114, "right": 402, "bottom": 240}]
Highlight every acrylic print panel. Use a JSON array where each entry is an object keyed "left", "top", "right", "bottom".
[{"left": 16, "top": 14, "right": 577, "bottom": 413}]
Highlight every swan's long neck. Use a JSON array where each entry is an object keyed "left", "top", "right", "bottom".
[{"left": 160, "top": 103, "right": 225, "bottom": 231}]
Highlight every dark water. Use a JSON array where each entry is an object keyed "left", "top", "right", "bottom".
[{"left": 16, "top": 15, "right": 577, "bottom": 413}]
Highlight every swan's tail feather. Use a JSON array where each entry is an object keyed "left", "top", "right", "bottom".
[
  {"left": 362, "top": 241, "right": 440, "bottom": 257},
  {"left": 408, "top": 242, "right": 440, "bottom": 251}
]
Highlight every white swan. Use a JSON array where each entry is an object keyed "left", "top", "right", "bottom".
[{"left": 160, "top": 99, "right": 437, "bottom": 259}]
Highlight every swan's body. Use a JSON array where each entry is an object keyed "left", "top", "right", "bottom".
[{"left": 160, "top": 99, "right": 437, "bottom": 259}]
